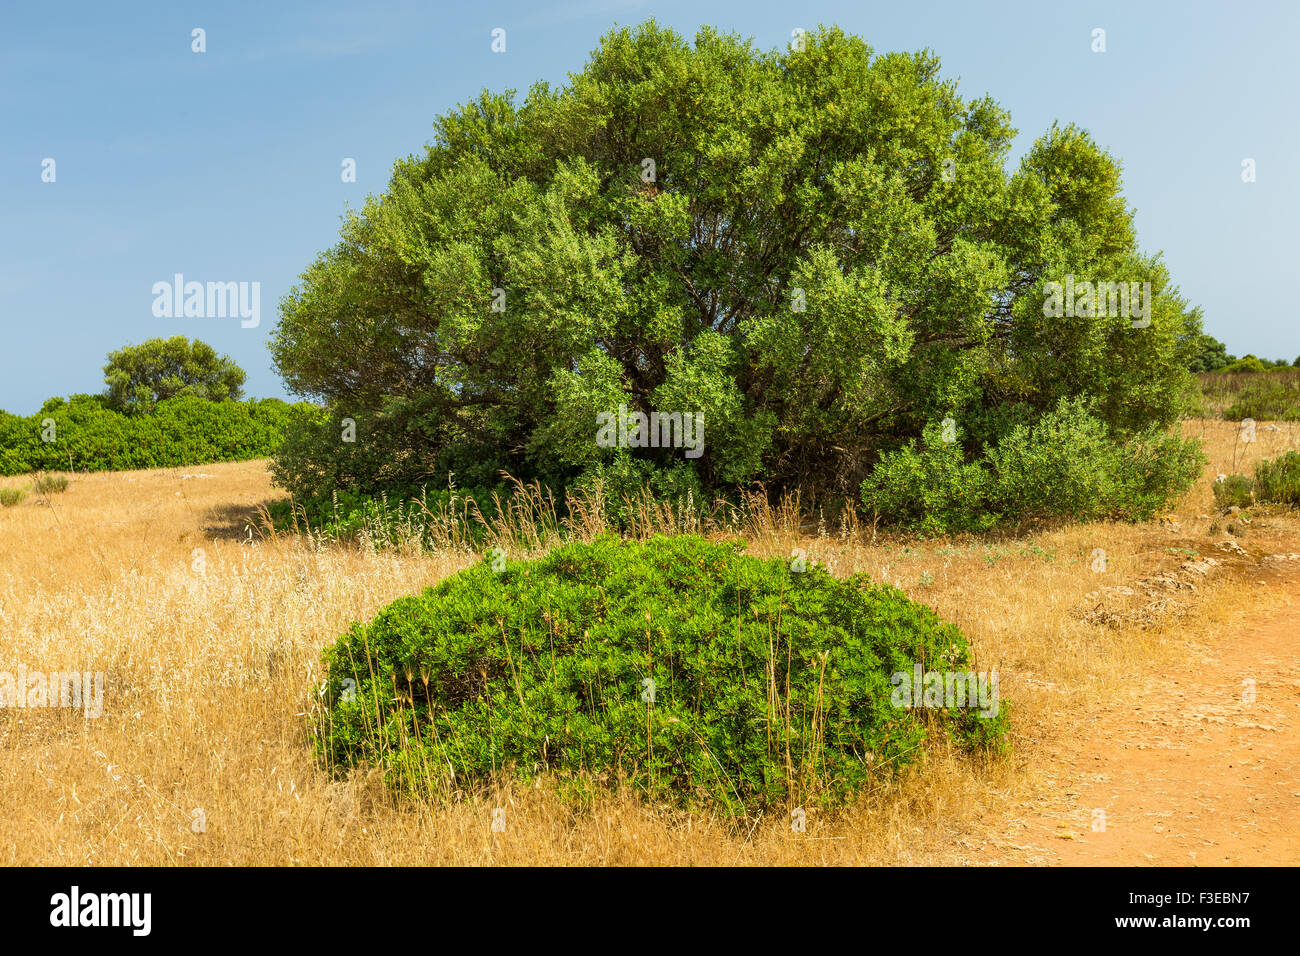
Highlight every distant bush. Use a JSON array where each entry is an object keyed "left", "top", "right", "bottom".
[
  {"left": 316, "top": 535, "right": 1008, "bottom": 813},
  {"left": 1223, "top": 355, "right": 1267, "bottom": 373},
  {"left": 1254, "top": 451, "right": 1300, "bottom": 507},
  {"left": 1223, "top": 378, "right": 1300, "bottom": 422},
  {"left": 1197, "top": 366, "right": 1300, "bottom": 420},
  {"left": 0, "top": 488, "right": 25, "bottom": 507},
  {"left": 0, "top": 395, "right": 308, "bottom": 475},
  {"left": 32, "top": 474, "right": 69, "bottom": 494},
  {"left": 103, "top": 336, "right": 245, "bottom": 413}
]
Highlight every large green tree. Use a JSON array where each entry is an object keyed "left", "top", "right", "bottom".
[
  {"left": 270, "top": 22, "right": 1202, "bottom": 501},
  {"left": 104, "top": 336, "right": 245, "bottom": 413},
  {"left": 1188, "top": 332, "right": 1231, "bottom": 372}
]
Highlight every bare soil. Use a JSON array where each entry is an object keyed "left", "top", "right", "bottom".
[{"left": 992, "top": 570, "right": 1300, "bottom": 865}]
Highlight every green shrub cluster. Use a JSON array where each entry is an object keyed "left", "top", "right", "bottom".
[
  {"left": 0, "top": 488, "right": 25, "bottom": 507},
  {"left": 1253, "top": 451, "right": 1300, "bottom": 507},
  {"left": 0, "top": 394, "right": 309, "bottom": 476},
  {"left": 317, "top": 535, "right": 1008, "bottom": 813},
  {"left": 861, "top": 399, "right": 1205, "bottom": 535},
  {"left": 1212, "top": 474, "right": 1254, "bottom": 510},
  {"left": 1212, "top": 451, "right": 1300, "bottom": 510}
]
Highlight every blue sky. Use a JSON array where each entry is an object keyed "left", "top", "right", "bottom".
[{"left": 2, "top": 0, "right": 1297, "bottom": 414}]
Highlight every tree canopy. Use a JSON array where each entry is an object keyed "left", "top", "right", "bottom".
[
  {"left": 104, "top": 336, "right": 245, "bottom": 413},
  {"left": 270, "top": 21, "right": 1202, "bottom": 503},
  {"left": 1188, "top": 333, "right": 1231, "bottom": 372}
]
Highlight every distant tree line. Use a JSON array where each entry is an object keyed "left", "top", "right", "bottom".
[
  {"left": 1190, "top": 332, "right": 1298, "bottom": 373},
  {"left": 0, "top": 337, "right": 311, "bottom": 475}
]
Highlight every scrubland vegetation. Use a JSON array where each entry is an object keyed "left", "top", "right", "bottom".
[
  {"left": 2, "top": 419, "right": 1298, "bottom": 865},
  {"left": 4, "top": 22, "right": 1299, "bottom": 868},
  {"left": 0, "top": 336, "right": 307, "bottom": 475},
  {"left": 1196, "top": 366, "right": 1300, "bottom": 421},
  {"left": 0, "top": 394, "right": 305, "bottom": 476}
]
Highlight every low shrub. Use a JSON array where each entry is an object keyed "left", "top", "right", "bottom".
[
  {"left": 861, "top": 399, "right": 1204, "bottom": 535},
  {"left": 984, "top": 401, "right": 1126, "bottom": 521},
  {"left": 859, "top": 423, "right": 994, "bottom": 536},
  {"left": 1212, "top": 474, "right": 1254, "bottom": 510},
  {"left": 1101, "top": 423, "right": 1208, "bottom": 519},
  {"left": 316, "top": 534, "right": 1008, "bottom": 814},
  {"left": 32, "top": 474, "right": 69, "bottom": 494},
  {"left": 1253, "top": 451, "right": 1300, "bottom": 506},
  {"left": 0, "top": 488, "right": 25, "bottom": 507}
]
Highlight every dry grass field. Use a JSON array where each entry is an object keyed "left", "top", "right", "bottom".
[{"left": 2, "top": 419, "right": 1298, "bottom": 865}]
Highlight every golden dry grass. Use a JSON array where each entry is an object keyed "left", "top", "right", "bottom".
[{"left": 1, "top": 419, "right": 1297, "bottom": 865}]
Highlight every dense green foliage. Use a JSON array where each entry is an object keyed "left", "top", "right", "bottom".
[
  {"left": 0, "top": 393, "right": 306, "bottom": 475},
  {"left": 103, "top": 336, "right": 246, "bottom": 413},
  {"left": 860, "top": 398, "right": 1204, "bottom": 534},
  {"left": 1253, "top": 451, "right": 1300, "bottom": 507},
  {"left": 1188, "top": 333, "right": 1232, "bottom": 373},
  {"left": 317, "top": 535, "right": 1007, "bottom": 812},
  {"left": 271, "top": 21, "right": 1203, "bottom": 525}
]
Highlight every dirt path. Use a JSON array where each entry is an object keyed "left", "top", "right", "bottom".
[{"left": 995, "top": 575, "right": 1300, "bottom": 865}]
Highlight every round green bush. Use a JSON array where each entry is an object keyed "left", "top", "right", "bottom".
[{"left": 317, "top": 534, "right": 1008, "bottom": 813}]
